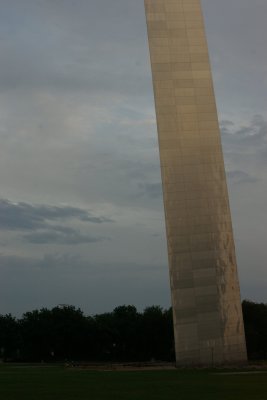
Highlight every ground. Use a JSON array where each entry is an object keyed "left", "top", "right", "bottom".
[{"left": 0, "top": 364, "right": 267, "bottom": 400}]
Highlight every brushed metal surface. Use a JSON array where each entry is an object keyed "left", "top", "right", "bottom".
[{"left": 144, "top": 0, "right": 247, "bottom": 366}]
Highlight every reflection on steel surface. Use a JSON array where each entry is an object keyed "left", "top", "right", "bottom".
[{"left": 144, "top": 0, "right": 247, "bottom": 366}]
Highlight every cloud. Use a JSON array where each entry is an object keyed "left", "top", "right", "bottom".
[
  {"left": 0, "top": 199, "right": 112, "bottom": 232},
  {"left": 0, "top": 199, "right": 111, "bottom": 246},
  {"left": 137, "top": 183, "right": 163, "bottom": 199},
  {"left": 22, "top": 228, "right": 105, "bottom": 246},
  {"left": 221, "top": 115, "right": 267, "bottom": 144},
  {"left": 220, "top": 115, "right": 267, "bottom": 192},
  {"left": 226, "top": 170, "right": 258, "bottom": 185},
  {"left": 221, "top": 114, "right": 267, "bottom": 169}
]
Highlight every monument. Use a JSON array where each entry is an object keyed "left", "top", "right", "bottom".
[{"left": 144, "top": 0, "right": 247, "bottom": 365}]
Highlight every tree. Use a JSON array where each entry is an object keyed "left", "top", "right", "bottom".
[
  {"left": 139, "top": 306, "right": 174, "bottom": 361},
  {"left": 19, "top": 306, "right": 94, "bottom": 361},
  {"left": 0, "top": 314, "right": 19, "bottom": 361},
  {"left": 242, "top": 300, "right": 267, "bottom": 359}
]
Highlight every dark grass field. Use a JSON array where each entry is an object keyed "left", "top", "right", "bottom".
[{"left": 0, "top": 364, "right": 267, "bottom": 400}]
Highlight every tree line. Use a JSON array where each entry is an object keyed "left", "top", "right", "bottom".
[
  {"left": 0, "top": 305, "right": 174, "bottom": 362},
  {"left": 0, "top": 300, "right": 266, "bottom": 362}
]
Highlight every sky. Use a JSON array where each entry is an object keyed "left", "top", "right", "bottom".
[{"left": 0, "top": 0, "right": 266, "bottom": 317}]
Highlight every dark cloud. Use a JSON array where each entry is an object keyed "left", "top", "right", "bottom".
[
  {"left": 0, "top": 199, "right": 112, "bottom": 232},
  {"left": 0, "top": 199, "right": 111, "bottom": 246}
]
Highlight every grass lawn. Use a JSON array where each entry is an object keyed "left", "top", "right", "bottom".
[{"left": 0, "top": 364, "right": 267, "bottom": 400}]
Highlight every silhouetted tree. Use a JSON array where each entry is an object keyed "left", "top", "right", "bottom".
[
  {"left": 139, "top": 306, "right": 174, "bottom": 361},
  {"left": 242, "top": 300, "right": 267, "bottom": 359},
  {"left": 0, "top": 314, "right": 19, "bottom": 361},
  {"left": 1, "top": 301, "right": 267, "bottom": 362},
  {"left": 19, "top": 306, "right": 94, "bottom": 361}
]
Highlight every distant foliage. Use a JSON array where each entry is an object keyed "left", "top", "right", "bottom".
[
  {"left": 0, "top": 301, "right": 266, "bottom": 362},
  {"left": 0, "top": 305, "right": 174, "bottom": 362},
  {"left": 242, "top": 300, "right": 267, "bottom": 360}
]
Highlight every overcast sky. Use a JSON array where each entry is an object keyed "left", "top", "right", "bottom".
[{"left": 0, "top": 0, "right": 266, "bottom": 316}]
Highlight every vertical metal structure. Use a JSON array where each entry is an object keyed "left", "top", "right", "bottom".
[{"left": 144, "top": 0, "right": 247, "bottom": 365}]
